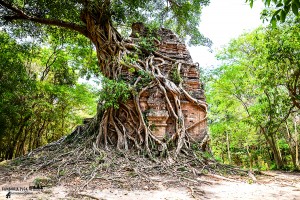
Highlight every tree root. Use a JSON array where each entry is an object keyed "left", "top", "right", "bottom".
[
  {"left": 92, "top": 35, "right": 208, "bottom": 159},
  {"left": 1, "top": 133, "right": 250, "bottom": 200}
]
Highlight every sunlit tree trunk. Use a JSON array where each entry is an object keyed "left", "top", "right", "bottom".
[
  {"left": 246, "top": 144, "right": 253, "bottom": 169},
  {"left": 261, "top": 127, "right": 284, "bottom": 169},
  {"left": 294, "top": 116, "right": 299, "bottom": 168},
  {"left": 226, "top": 131, "right": 231, "bottom": 164},
  {"left": 284, "top": 122, "right": 299, "bottom": 170}
]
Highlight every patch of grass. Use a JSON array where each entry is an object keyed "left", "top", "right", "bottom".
[
  {"left": 58, "top": 170, "right": 65, "bottom": 177},
  {"left": 0, "top": 160, "right": 8, "bottom": 166},
  {"left": 177, "top": 166, "right": 188, "bottom": 172},
  {"left": 33, "top": 176, "right": 52, "bottom": 187}
]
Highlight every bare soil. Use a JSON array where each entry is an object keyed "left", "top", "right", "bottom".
[
  {"left": 0, "top": 141, "right": 299, "bottom": 199},
  {"left": 0, "top": 169, "right": 299, "bottom": 200}
]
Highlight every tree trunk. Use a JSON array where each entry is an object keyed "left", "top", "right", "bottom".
[
  {"left": 226, "top": 131, "right": 231, "bottom": 164},
  {"left": 284, "top": 122, "right": 299, "bottom": 170},
  {"left": 7, "top": 115, "right": 31, "bottom": 159},
  {"left": 294, "top": 117, "right": 299, "bottom": 168},
  {"left": 260, "top": 127, "right": 284, "bottom": 169},
  {"left": 79, "top": 7, "right": 208, "bottom": 157},
  {"left": 246, "top": 143, "right": 253, "bottom": 169}
]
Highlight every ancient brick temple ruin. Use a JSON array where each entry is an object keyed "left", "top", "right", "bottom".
[{"left": 122, "top": 25, "right": 208, "bottom": 143}]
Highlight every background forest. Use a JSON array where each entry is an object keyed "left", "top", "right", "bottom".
[
  {"left": 0, "top": 31, "right": 98, "bottom": 160},
  {"left": 205, "top": 20, "right": 300, "bottom": 170}
]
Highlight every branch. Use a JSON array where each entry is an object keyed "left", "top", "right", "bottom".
[
  {"left": 273, "top": 105, "right": 295, "bottom": 134},
  {"left": 41, "top": 46, "right": 59, "bottom": 81},
  {"left": 167, "top": 0, "right": 180, "bottom": 7},
  {"left": 0, "top": 0, "right": 88, "bottom": 37},
  {"left": 231, "top": 82, "right": 251, "bottom": 117},
  {"left": 0, "top": 0, "right": 28, "bottom": 18}
]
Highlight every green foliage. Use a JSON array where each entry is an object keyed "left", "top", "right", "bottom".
[
  {"left": 170, "top": 67, "right": 183, "bottom": 85},
  {"left": 138, "top": 36, "right": 158, "bottom": 53},
  {"left": 207, "top": 22, "right": 300, "bottom": 170},
  {"left": 135, "top": 70, "right": 153, "bottom": 91},
  {"left": 45, "top": 30, "right": 99, "bottom": 79},
  {"left": 122, "top": 52, "right": 139, "bottom": 65},
  {"left": 0, "top": 31, "right": 97, "bottom": 160},
  {"left": 0, "top": 0, "right": 211, "bottom": 47},
  {"left": 149, "top": 124, "right": 156, "bottom": 131},
  {"left": 98, "top": 78, "right": 131, "bottom": 110},
  {"left": 142, "top": 110, "right": 150, "bottom": 126},
  {"left": 192, "top": 143, "right": 214, "bottom": 160},
  {"left": 247, "top": 0, "right": 300, "bottom": 24}
]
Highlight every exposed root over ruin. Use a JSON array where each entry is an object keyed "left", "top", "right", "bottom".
[
  {"left": 0, "top": 132, "right": 248, "bottom": 199},
  {"left": 0, "top": 20, "right": 216, "bottom": 197},
  {"left": 85, "top": 22, "right": 209, "bottom": 159}
]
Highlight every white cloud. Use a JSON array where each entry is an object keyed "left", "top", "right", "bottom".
[{"left": 189, "top": 0, "right": 264, "bottom": 69}]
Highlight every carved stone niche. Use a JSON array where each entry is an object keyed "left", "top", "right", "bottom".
[
  {"left": 181, "top": 101, "right": 207, "bottom": 141},
  {"left": 146, "top": 88, "right": 169, "bottom": 140}
]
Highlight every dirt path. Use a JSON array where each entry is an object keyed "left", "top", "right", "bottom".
[
  {"left": 1, "top": 171, "right": 299, "bottom": 199},
  {"left": 201, "top": 171, "right": 300, "bottom": 200}
]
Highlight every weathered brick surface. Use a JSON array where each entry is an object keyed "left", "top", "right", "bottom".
[{"left": 137, "top": 28, "right": 207, "bottom": 141}]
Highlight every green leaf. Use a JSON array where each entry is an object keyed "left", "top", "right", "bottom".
[
  {"left": 271, "top": 17, "right": 277, "bottom": 28},
  {"left": 273, "top": 9, "right": 281, "bottom": 17},
  {"left": 276, "top": 13, "right": 281, "bottom": 20},
  {"left": 294, "top": 0, "right": 300, "bottom": 7},
  {"left": 271, "top": 10, "right": 280, "bottom": 22},
  {"left": 250, "top": 0, "right": 254, "bottom": 8},
  {"left": 292, "top": 2, "right": 299, "bottom": 15},
  {"left": 276, "top": 2, "right": 284, "bottom": 7},
  {"left": 284, "top": 4, "right": 291, "bottom": 12},
  {"left": 284, "top": 0, "right": 292, "bottom": 4},
  {"left": 280, "top": 10, "right": 287, "bottom": 22}
]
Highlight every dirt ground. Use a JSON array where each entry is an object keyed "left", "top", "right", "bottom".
[{"left": 0, "top": 170, "right": 299, "bottom": 200}]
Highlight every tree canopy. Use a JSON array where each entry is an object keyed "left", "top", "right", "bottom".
[
  {"left": 247, "top": 0, "right": 300, "bottom": 24},
  {"left": 0, "top": 0, "right": 211, "bottom": 46},
  {"left": 0, "top": 31, "right": 97, "bottom": 160},
  {"left": 206, "top": 21, "right": 300, "bottom": 170}
]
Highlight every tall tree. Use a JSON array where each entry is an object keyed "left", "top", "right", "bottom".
[
  {"left": 0, "top": 0, "right": 210, "bottom": 157},
  {"left": 207, "top": 23, "right": 300, "bottom": 169},
  {"left": 0, "top": 31, "right": 97, "bottom": 160}
]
